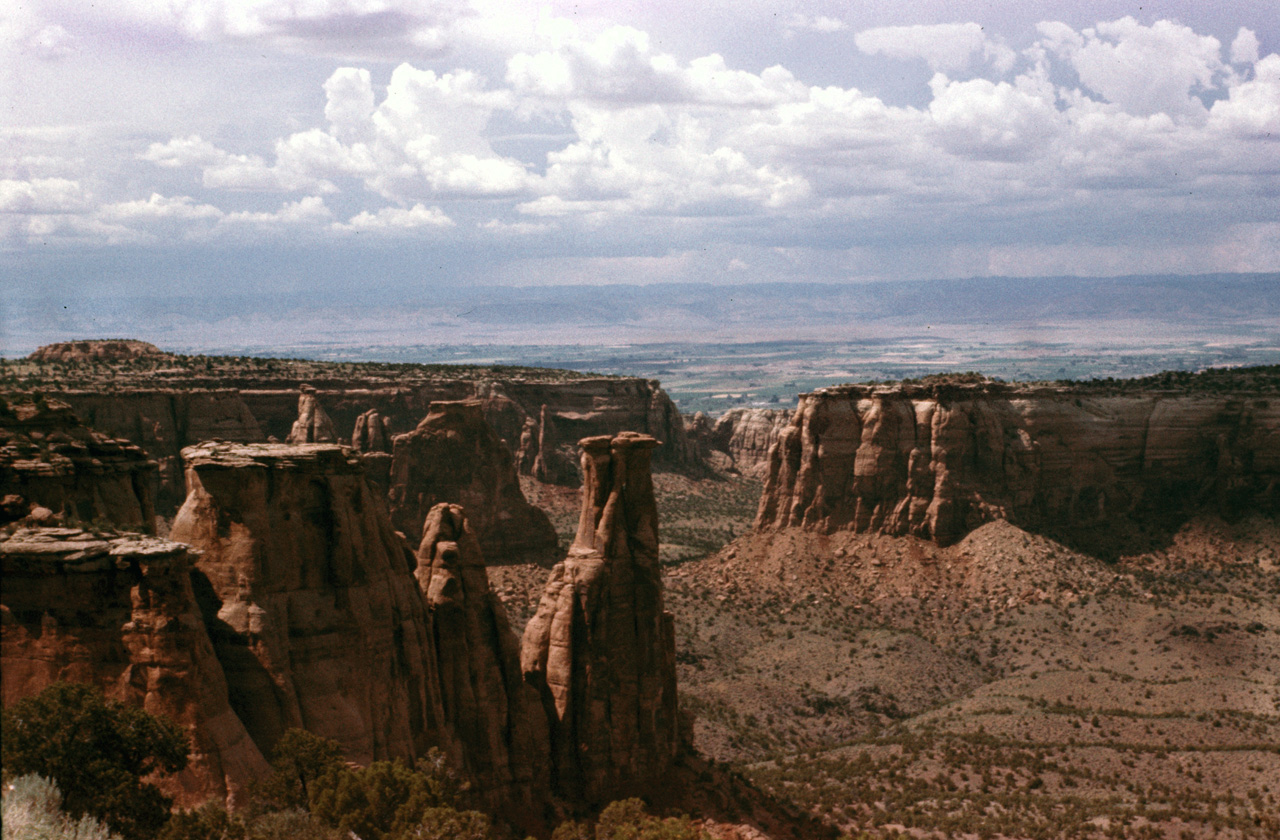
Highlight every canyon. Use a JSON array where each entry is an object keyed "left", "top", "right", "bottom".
[{"left": 3, "top": 345, "right": 1280, "bottom": 839}]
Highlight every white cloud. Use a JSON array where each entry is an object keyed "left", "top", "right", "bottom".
[
  {"left": 99, "top": 193, "right": 223, "bottom": 222},
  {"left": 334, "top": 203, "right": 454, "bottom": 232},
  {"left": 141, "top": 135, "right": 228, "bottom": 168},
  {"left": 222, "top": 195, "right": 333, "bottom": 226},
  {"left": 1043, "top": 17, "right": 1225, "bottom": 119},
  {"left": 1230, "top": 28, "right": 1260, "bottom": 65},
  {"left": 0, "top": 177, "right": 88, "bottom": 213},
  {"left": 785, "top": 14, "right": 848, "bottom": 37},
  {"left": 856, "top": 23, "right": 1016, "bottom": 74},
  {"left": 1208, "top": 54, "right": 1280, "bottom": 138},
  {"left": 507, "top": 26, "right": 807, "bottom": 106}
]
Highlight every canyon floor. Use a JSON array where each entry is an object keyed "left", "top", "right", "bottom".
[{"left": 507, "top": 473, "right": 1280, "bottom": 840}]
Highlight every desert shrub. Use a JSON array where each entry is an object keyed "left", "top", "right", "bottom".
[
  {"left": 594, "top": 798, "right": 708, "bottom": 840},
  {"left": 1, "top": 683, "right": 188, "bottom": 840},
  {"left": 308, "top": 752, "right": 464, "bottom": 840},
  {"left": 1, "top": 774, "right": 121, "bottom": 840}
]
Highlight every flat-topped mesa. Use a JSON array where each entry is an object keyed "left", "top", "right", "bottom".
[
  {"left": 28, "top": 339, "right": 165, "bottom": 363},
  {"left": 415, "top": 504, "right": 549, "bottom": 814},
  {"left": 0, "top": 397, "right": 157, "bottom": 532},
  {"left": 169, "top": 441, "right": 448, "bottom": 767},
  {"left": 389, "top": 401, "right": 558, "bottom": 562},
  {"left": 756, "top": 381, "right": 1280, "bottom": 548},
  {"left": 520, "top": 432, "right": 678, "bottom": 805},
  {"left": 286, "top": 384, "right": 337, "bottom": 444},
  {"left": 0, "top": 528, "right": 269, "bottom": 808}
]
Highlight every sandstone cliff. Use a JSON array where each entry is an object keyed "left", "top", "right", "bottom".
[
  {"left": 0, "top": 528, "right": 269, "bottom": 807},
  {"left": 687, "top": 408, "right": 791, "bottom": 477},
  {"left": 415, "top": 504, "right": 549, "bottom": 810},
  {"left": 168, "top": 441, "right": 447, "bottom": 766},
  {"left": 757, "top": 382, "right": 1280, "bottom": 548},
  {"left": 389, "top": 401, "right": 559, "bottom": 562},
  {"left": 51, "top": 390, "right": 263, "bottom": 513},
  {"left": 521, "top": 432, "right": 679, "bottom": 804},
  {"left": 1, "top": 397, "right": 157, "bottom": 532}
]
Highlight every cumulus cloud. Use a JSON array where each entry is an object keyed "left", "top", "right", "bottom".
[
  {"left": 855, "top": 23, "right": 1016, "bottom": 74},
  {"left": 0, "top": 177, "right": 89, "bottom": 213},
  {"left": 1230, "top": 28, "right": 1260, "bottom": 65},
  {"left": 1040, "top": 17, "right": 1225, "bottom": 119},
  {"left": 334, "top": 203, "right": 454, "bottom": 232}
]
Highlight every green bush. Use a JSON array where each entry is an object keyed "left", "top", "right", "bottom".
[
  {"left": 1, "top": 683, "right": 188, "bottom": 840},
  {"left": 252, "top": 729, "right": 345, "bottom": 812}
]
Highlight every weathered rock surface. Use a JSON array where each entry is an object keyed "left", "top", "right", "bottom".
[
  {"left": 351, "top": 408, "right": 393, "bottom": 453},
  {"left": 0, "top": 528, "right": 269, "bottom": 807},
  {"left": 687, "top": 408, "right": 791, "bottom": 477},
  {"left": 0, "top": 398, "right": 157, "bottom": 532},
  {"left": 23, "top": 373, "right": 699, "bottom": 515},
  {"left": 389, "top": 401, "right": 559, "bottom": 562},
  {"left": 757, "top": 382, "right": 1280, "bottom": 547},
  {"left": 415, "top": 504, "right": 549, "bottom": 810},
  {"left": 53, "top": 390, "right": 263, "bottom": 513},
  {"left": 169, "top": 441, "right": 447, "bottom": 766},
  {"left": 28, "top": 339, "right": 165, "bottom": 363},
  {"left": 286, "top": 385, "right": 337, "bottom": 444},
  {"left": 521, "top": 432, "right": 679, "bottom": 804}
]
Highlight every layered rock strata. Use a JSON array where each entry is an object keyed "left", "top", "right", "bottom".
[
  {"left": 389, "top": 401, "right": 558, "bottom": 562},
  {"left": 757, "top": 383, "right": 1280, "bottom": 546},
  {"left": 351, "top": 408, "right": 394, "bottom": 490},
  {"left": 416, "top": 504, "right": 548, "bottom": 809},
  {"left": 169, "top": 442, "right": 446, "bottom": 765},
  {"left": 26, "top": 374, "right": 698, "bottom": 513},
  {"left": 0, "top": 528, "right": 269, "bottom": 807},
  {"left": 1, "top": 398, "right": 157, "bottom": 532},
  {"left": 521, "top": 432, "right": 679, "bottom": 804}
]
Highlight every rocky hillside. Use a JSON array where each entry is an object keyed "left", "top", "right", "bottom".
[{"left": 756, "top": 372, "right": 1280, "bottom": 551}]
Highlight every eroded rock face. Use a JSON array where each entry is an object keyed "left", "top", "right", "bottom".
[
  {"left": 286, "top": 385, "right": 337, "bottom": 444},
  {"left": 169, "top": 442, "right": 447, "bottom": 766},
  {"left": 520, "top": 432, "right": 678, "bottom": 804},
  {"left": 0, "top": 398, "right": 157, "bottom": 532},
  {"left": 686, "top": 408, "right": 792, "bottom": 477},
  {"left": 0, "top": 528, "right": 269, "bottom": 808},
  {"left": 389, "top": 401, "right": 558, "bottom": 562},
  {"left": 415, "top": 504, "right": 548, "bottom": 810},
  {"left": 757, "top": 383, "right": 1280, "bottom": 546}
]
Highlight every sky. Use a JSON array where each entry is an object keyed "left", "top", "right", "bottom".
[{"left": 2, "top": 0, "right": 1279, "bottom": 308}]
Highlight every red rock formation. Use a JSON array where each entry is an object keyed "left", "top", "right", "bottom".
[
  {"left": 389, "top": 401, "right": 558, "bottom": 562},
  {"left": 0, "top": 527, "right": 269, "bottom": 807},
  {"left": 351, "top": 408, "right": 392, "bottom": 453},
  {"left": 169, "top": 441, "right": 447, "bottom": 766},
  {"left": 0, "top": 397, "right": 157, "bottom": 532},
  {"left": 415, "top": 504, "right": 549, "bottom": 812},
  {"left": 520, "top": 432, "right": 679, "bottom": 804},
  {"left": 28, "top": 339, "right": 165, "bottom": 362},
  {"left": 59, "top": 390, "right": 263, "bottom": 513},
  {"left": 686, "top": 408, "right": 792, "bottom": 477},
  {"left": 757, "top": 382, "right": 1280, "bottom": 547},
  {"left": 286, "top": 385, "right": 337, "bottom": 444}
]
